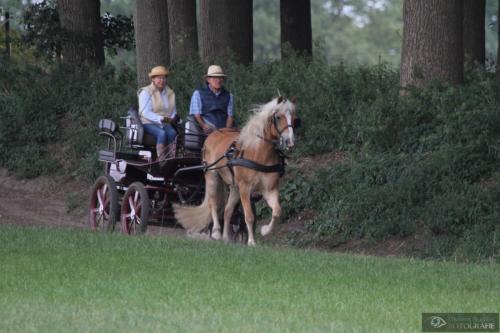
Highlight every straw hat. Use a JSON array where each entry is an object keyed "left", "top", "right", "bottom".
[
  {"left": 148, "top": 66, "right": 169, "bottom": 79},
  {"left": 204, "top": 65, "right": 226, "bottom": 78}
]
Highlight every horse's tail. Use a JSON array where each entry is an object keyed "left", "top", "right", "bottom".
[
  {"left": 173, "top": 174, "right": 226, "bottom": 232},
  {"left": 173, "top": 193, "right": 212, "bottom": 233}
]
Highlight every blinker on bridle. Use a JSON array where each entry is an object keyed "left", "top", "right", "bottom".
[{"left": 272, "top": 113, "right": 301, "bottom": 135}]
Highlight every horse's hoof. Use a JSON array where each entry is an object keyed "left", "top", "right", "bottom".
[
  {"left": 211, "top": 229, "right": 222, "bottom": 240},
  {"left": 260, "top": 224, "right": 272, "bottom": 236},
  {"left": 247, "top": 239, "right": 256, "bottom": 246}
]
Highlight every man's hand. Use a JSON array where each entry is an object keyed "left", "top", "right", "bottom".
[
  {"left": 202, "top": 124, "right": 213, "bottom": 134},
  {"left": 161, "top": 117, "right": 170, "bottom": 124}
]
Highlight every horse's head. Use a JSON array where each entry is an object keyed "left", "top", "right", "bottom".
[{"left": 269, "top": 96, "right": 300, "bottom": 150}]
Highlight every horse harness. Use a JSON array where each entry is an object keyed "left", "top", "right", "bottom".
[
  {"left": 203, "top": 110, "right": 299, "bottom": 179},
  {"left": 227, "top": 142, "right": 286, "bottom": 176},
  {"left": 203, "top": 141, "right": 287, "bottom": 182}
]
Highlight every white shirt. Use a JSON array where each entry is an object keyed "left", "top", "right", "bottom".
[{"left": 138, "top": 89, "right": 177, "bottom": 125}]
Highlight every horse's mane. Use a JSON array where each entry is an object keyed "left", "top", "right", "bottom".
[{"left": 237, "top": 97, "right": 294, "bottom": 149}]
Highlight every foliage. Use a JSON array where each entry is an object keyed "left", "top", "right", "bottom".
[
  {"left": 18, "top": 0, "right": 134, "bottom": 61},
  {"left": 101, "top": 12, "right": 134, "bottom": 56},
  {"left": 1, "top": 225, "right": 499, "bottom": 333},
  {"left": 0, "top": 59, "right": 136, "bottom": 179},
  {"left": 293, "top": 72, "right": 500, "bottom": 262},
  {"left": 20, "top": 0, "right": 61, "bottom": 60}
]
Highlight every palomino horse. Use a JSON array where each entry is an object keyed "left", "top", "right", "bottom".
[{"left": 173, "top": 96, "right": 298, "bottom": 245}]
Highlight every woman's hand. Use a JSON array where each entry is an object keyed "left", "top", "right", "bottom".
[{"left": 161, "top": 117, "right": 170, "bottom": 124}]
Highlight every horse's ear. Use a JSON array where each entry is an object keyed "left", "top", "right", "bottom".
[
  {"left": 277, "top": 96, "right": 284, "bottom": 104},
  {"left": 291, "top": 96, "right": 297, "bottom": 104}
]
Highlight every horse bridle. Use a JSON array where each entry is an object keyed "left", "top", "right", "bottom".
[{"left": 270, "top": 111, "right": 302, "bottom": 149}]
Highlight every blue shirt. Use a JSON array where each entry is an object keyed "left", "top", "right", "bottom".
[
  {"left": 189, "top": 90, "right": 234, "bottom": 117},
  {"left": 138, "top": 89, "right": 177, "bottom": 125}
]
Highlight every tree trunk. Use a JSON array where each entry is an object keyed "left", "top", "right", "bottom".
[
  {"left": 134, "top": 0, "right": 170, "bottom": 87},
  {"left": 463, "top": 0, "right": 485, "bottom": 67},
  {"left": 280, "top": 0, "right": 312, "bottom": 58},
  {"left": 167, "top": 0, "right": 199, "bottom": 63},
  {"left": 200, "top": 0, "right": 253, "bottom": 65},
  {"left": 497, "top": 0, "right": 500, "bottom": 72},
  {"left": 57, "top": 0, "right": 104, "bottom": 66},
  {"left": 5, "top": 11, "right": 10, "bottom": 59},
  {"left": 400, "top": 0, "right": 464, "bottom": 88},
  {"left": 228, "top": 0, "right": 253, "bottom": 65}
]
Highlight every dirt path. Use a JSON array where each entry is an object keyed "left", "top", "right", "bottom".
[
  {"left": 0, "top": 169, "right": 87, "bottom": 228},
  {"left": 0, "top": 169, "right": 185, "bottom": 236}
]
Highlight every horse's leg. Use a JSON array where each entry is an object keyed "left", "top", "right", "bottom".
[
  {"left": 239, "top": 185, "right": 256, "bottom": 246},
  {"left": 261, "top": 189, "right": 281, "bottom": 236},
  {"left": 206, "top": 171, "right": 222, "bottom": 240},
  {"left": 222, "top": 185, "right": 239, "bottom": 242}
]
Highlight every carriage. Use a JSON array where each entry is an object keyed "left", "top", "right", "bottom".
[{"left": 88, "top": 108, "right": 251, "bottom": 241}]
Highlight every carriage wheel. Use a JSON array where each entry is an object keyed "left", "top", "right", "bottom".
[
  {"left": 121, "top": 182, "right": 150, "bottom": 235},
  {"left": 175, "top": 180, "right": 204, "bottom": 205},
  {"left": 89, "top": 175, "right": 119, "bottom": 232}
]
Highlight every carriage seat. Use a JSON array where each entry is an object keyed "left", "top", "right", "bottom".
[
  {"left": 184, "top": 115, "right": 205, "bottom": 151},
  {"left": 125, "top": 107, "right": 157, "bottom": 148}
]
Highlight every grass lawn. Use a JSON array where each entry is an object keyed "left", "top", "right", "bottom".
[{"left": 0, "top": 224, "right": 498, "bottom": 333}]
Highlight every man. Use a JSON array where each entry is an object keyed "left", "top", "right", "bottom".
[{"left": 189, "top": 65, "right": 234, "bottom": 133}]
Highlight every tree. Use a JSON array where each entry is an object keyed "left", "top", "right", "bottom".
[
  {"left": 228, "top": 0, "right": 253, "bottom": 65},
  {"left": 200, "top": 0, "right": 253, "bottom": 65},
  {"left": 167, "top": 0, "right": 198, "bottom": 63},
  {"left": 280, "top": 0, "right": 312, "bottom": 58},
  {"left": 400, "top": 0, "right": 464, "bottom": 88},
  {"left": 57, "top": 0, "right": 104, "bottom": 66},
  {"left": 463, "top": 0, "right": 485, "bottom": 67},
  {"left": 497, "top": 0, "right": 500, "bottom": 70},
  {"left": 134, "top": 0, "right": 170, "bottom": 87}
]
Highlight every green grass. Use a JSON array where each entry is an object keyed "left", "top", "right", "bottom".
[{"left": 0, "top": 225, "right": 498, "bottom": 333}]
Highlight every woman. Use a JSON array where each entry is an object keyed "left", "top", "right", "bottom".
[{"left": 138, "top": 65, "right": 177, "bottom": 162}]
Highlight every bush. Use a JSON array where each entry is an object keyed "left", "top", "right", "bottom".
[
  {"left": 0, "top": 61, "right": 136, "bottom": 179},
  {"left": 294, "top": 72, "right": 500, "bottom": 261}
]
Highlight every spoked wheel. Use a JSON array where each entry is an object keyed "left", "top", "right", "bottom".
[
  {"left": 121, "top": 182, "right": 150, "bottom": 235},
  {"left": 89, "top": 175, "right": 119, "bottom": 232},
  {"left": 175, "top": 183, "right": 204, "bottom": 205}
]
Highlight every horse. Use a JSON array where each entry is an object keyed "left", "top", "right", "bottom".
[{"left": 173, "top": 96, "right": 298, "bottom": 245}]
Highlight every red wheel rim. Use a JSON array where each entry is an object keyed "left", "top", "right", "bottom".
[
  {"left": 122, "top": 190, "right": 144, "bottom": 234},
  {"left": 89, "top": 182, "right": 111, "bottom": 230}
]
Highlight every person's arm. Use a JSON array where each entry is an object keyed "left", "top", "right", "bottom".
[
  {"left": 226, "top": 93, "right": 234, "bottom": 128},
  {"left": 190, "top": 91, "right": 211, "bottom": 132},
  {"left": 139, "top": 90, "right": 164, "bottom": 124},
  {"left": 170, "top": 105, "right": 177, "bottom": 120},
  {"left": 194, "top": 114, "right": 211, "bottom": 132}
]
